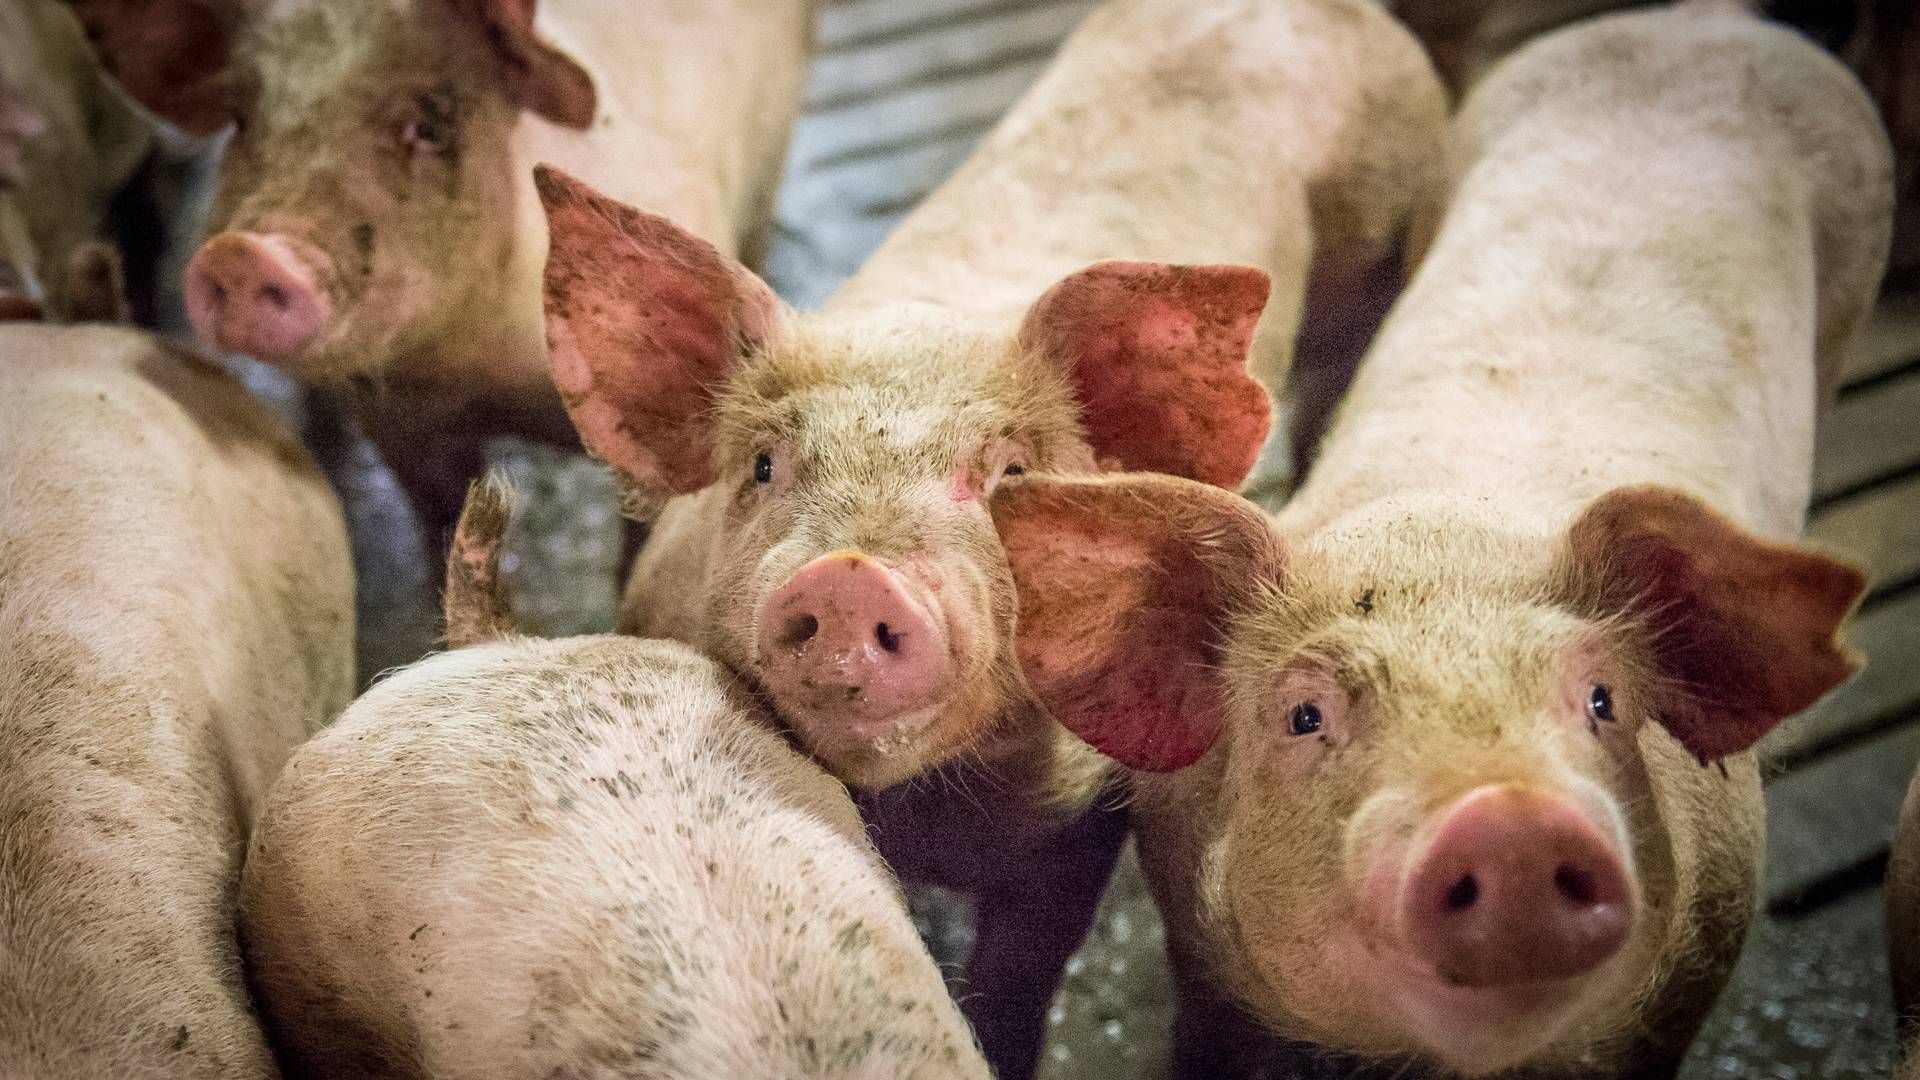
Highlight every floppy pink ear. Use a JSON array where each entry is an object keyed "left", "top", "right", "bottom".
[
  {"left": 1561, "top": 485, "right": 1866, "bottom": 762},
  {"left": 447, "top": 0, "right": 596, "bottom": 128},
  {"left": 990, "top": 473, "right": 1283, "bottom": 771},
  {"left": 60, "top": 0, "right": 236, "bottom": 135},
  {"left": 1019, "top": 261, "right": 1272, "bottom": 490},
  {"left": 536, "top": 165, "right": 780, "bottom": 496}
]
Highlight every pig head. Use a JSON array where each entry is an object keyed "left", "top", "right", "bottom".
[
  {"left": 66, "top": 0, "right": 593, "bottom": 379},
  {"left": 536, "top": 166, "right": 1273, "bottom": 789},
  {"left": 990, "top": 472, "right": 1863, "bottom": 1075}
]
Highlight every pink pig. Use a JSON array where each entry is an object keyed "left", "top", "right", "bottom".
[
  {"left": 536, "top": 2, "right": 1449, "bottom": 1074},
  {"left": 239, "top": 479, "right": 992, "bottom": 1080},
  {"left": 0, "top": 322, "right": 354, "bottom": 1078},
  {"left": 65, "top": 0, "right": 812, "bottom": 545},
  {"left": 988, "top": 2, "right": 1889, "bottom": 1076}
]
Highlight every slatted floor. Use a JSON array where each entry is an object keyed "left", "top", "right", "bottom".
[{"left": 755, "top": 3, "right": 1920, "bottom": 1077}]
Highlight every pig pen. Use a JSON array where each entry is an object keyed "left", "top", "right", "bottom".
[{"left": 228, "top": 1, "right": 1917, "bottom": 1076}]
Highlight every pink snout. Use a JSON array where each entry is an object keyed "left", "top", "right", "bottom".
[
  {"left": 1402, "top": 785, "right": 1632, "bottom": 988},
  {"left": 757, "top": 552, "right": 951, "bottom": 731},
  {"left": 185, "top": 231, "right": 330, "bottom": 360}
]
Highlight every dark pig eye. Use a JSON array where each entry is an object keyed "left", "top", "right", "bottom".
[
  {"left": 403, "top": 89, "right": 457, "bottom": 155},
  {"left": 754, "top": 452, "right": 773, "bottom": 484},
  {"left": 1288, "top": 702, "right": 1322, "bottom": 736},
  {"left": 1587, "top": 684, "right": 1614, "bottom": 724},
  {"left": 1002, "top": 463, "right": 1024, "bottom": 477}
]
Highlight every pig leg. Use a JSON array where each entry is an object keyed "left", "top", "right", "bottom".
[
  {"left": 359, "top": 399, "right": 488, "bottom": 558},
  {"left": 963, "top": 804, "right": 1129, "bottom": 1080}
]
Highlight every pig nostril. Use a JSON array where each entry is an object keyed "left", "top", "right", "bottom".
[
  {"left": 261, "top": 283, "right": 290, "bottom": 311},
  {"left": 777, "top": 614, "right": 819, "bottom": 648},
  {"left": 208, "top": 282, "right": 227, "bottom": 307},
  {"left": 1555, "top": 864, "right": 1599, "bottom": 906},
  {"left": 875, "top": 622, "right": 903, "bottom": 654},
  {"left": 1443, "top": 874, "right": 1478, "bottom": 912}
]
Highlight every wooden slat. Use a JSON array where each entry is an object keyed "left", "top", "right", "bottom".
[
  {"left": 816, "top": 0, "right": 1077, "bottom": 53},
  {"left": 1815, "top": 370, "right": 1920, "bottom": 501},
  {"left": 789, "top": 61, "right": 1047, "bottom": 169},
  {"left": 1762, "top": 587, "right": 1920, "bottom": 764},
  {"left": 1764, "top": 722, "right": 1920, "bottom": 899},
  {"left": 808, "top": 2, "right": 1091, "bottom": 110},
  {"left": 1847, "top": 289, "right": 1920, "bottom": 386},
  {"left": 1808, "top": 471, "right": 1920, "bottom": 590}
]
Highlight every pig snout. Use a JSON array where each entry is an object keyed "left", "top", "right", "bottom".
[
  {"left": 185, "top": 231, "right": 330, "bottom": 359},
  {"left": 757, "top": 551, "right": 952, "bottom": 731},
  {"left": 1401, "top": 785, "right": 1632, "bottom": 987}
]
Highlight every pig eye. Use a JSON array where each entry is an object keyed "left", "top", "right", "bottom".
[
  {"left": 1002, "top": 463, "right": 1024, "bottom": 477},
  {"left": 1288, "top": 702, "right": 1323, "bottom": 736},
  {"left": 1586, "top": 684, "right": 1614, "bottom": 724},
  {"left": 402, "top": 90, "right": 457, "bottom": 155},
  {"left": 753, "top": 452, "right": 774, "bottom": 484}
]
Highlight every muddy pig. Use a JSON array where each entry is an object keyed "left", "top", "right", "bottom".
[
  {"left": 238, "top": 479, "right": 991, "bottom": 1080},
  {"left": 64, "top": 0, "right": 812, "bottom": 548},
  {"left": 537, "top": 0, "right": 1448, "bottom": 1073},
  {"left": 0, "top": 0, "right": 157, "bottom": 320},
  {"left": 0, "top": 322, "right": 355, "bottom": 1078},
  {"left": 986, "top": 3, "right": 1889, "bottom": 1076}
]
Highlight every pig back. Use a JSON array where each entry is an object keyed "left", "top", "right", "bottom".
[
  {"left": 0, "top": 323, "right": 353, "bottom": 1078},
  {"left": 1294, "top": 6, "right": 1893, "bottom": 541},
  {"left": 825, "top": 0, "right": 1445, "bottom": 384},
  {"left": 240, "top": 635, "right": 989, "bottom": 1080}
]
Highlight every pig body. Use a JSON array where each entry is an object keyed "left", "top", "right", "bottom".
[
  {"left": 241, "top": 512, "right": 990, "bottom": 1080},
  {"left": 71, "top": 0, "right": 812, "bottom": 543},
  {"left": 537, "top": 2, "right": 1447, "bottom": 1074},
  {"left": 0, "top": 324, "right": 354, "bottom": 1078},
  {"left": 0, "top": 0, "right": 153, "bottom": 320},
  {"left": 986, "top": 4, "right": 1889, "bottom": 1077}
]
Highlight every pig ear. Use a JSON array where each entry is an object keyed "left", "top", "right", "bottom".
[
  {"left": 1019, "top": 261, "right": 1273, "bottom": 490},
  {"left": 989, "top": 472, "right": 1284, "bottom": 771},
  {"left": 60, "top": 0, "right": 237, "bottom": 135},
  {"left": 451, "top": 0, "right": 596, "bottom": 128},
  {"left": 535, "top": 164, "right": 780, "bottom": 496},
  {"left": 1560, "top": 485, "right": 1866, "bottom": 762}
]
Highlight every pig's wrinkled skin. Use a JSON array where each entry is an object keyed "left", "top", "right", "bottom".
[
  {"left": 541, "top": 2, "right": 1448, "bottom": 1074},
  {"left": 988, "top": 5, "right": 1890, "bottom": 1078},
  {"left": 0, "top": 324, "right": 354, "bottom": 1078},
  {"left": 0, "top": 0, "right": 154, "bottom": 321},
  {"left": 68, "top": 0, "right": 811, "bottom": 547},
  {"left": 238, "top": 483, "right": 991, "bottom": 1080}
]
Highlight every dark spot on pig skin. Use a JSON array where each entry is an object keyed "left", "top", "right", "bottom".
[
  {"left": 409, "top": 924, "right": 428, "bottom": 941},
  {"left": 170, "top": 1025, "right": 189, "bottom": 1050},
  {"left": 1354, "top": 588, "right": 1375, "bottom": 615}
]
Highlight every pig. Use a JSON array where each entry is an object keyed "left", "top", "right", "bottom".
[
  {"left": 0, "top": 322, "right": 355, "bottom": 1078},
  {"left": 536, "top": 1, "right": 1450, "bottom": 1073},
  {"left": 0, "top": 0, "right": 155, "bottom": 320},
  {"left": 1889, "top": 759, "right": 1920, "bottom": 1076},
  {"left": 984, "top": 3, "right": 1890, "bottom": 1077},
  {"left": 237, "top": 478, "right": 992, "bottom": 1080},
  {"left": 64, "top": 0, "right": 813, "bottom": 549}
]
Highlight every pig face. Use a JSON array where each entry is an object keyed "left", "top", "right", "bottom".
[
  {"left": 66, "top": 0, "right": 594, "bottom": 379},
  {"left": 991, "top": 475, "right": 1864, "bottom": 1073},
  {"left": 536, "top": 167, "right": 1273, "bottom": 789}
]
